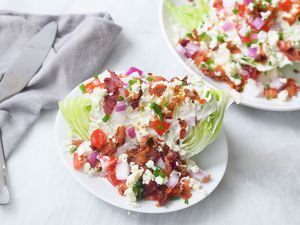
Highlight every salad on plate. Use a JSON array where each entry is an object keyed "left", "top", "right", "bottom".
[
  {"left": 166, "top": 0, "right": 300, "bottom": 101},
  {"left": 59, "top": 68, "right": 230, "bottom": 207}
]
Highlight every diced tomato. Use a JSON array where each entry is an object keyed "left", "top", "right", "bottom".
[
  {"left": 85, "top": 78, "right": 104, "bottom": 94},
  {"left": 181, "top": 181, "right": 192, "bottom": 200},
  {"left": 237, "top": 4, "right": 246, "bottom": 17},
  {"left": 278, "top": 41, "right": 300, "bottom": 61},
  {"left": 107, "top": 171, "right": 119, "bottom": 186},
  {"left": 263, "top": 88, "right": 278, "bottom": 99},
  {"left": 149, "top": 120, "right": 171, "bottom": 136},
  {"left": 118, "top": 182, "right": 127, "bottom": 195},
  {"left": 98, "top": 155, "right": 117, "bottom": 171},
  {"left": 286, "top": 78, "right": 298, "bottom": 97},
  {"left": 73, "top": 153, "right": 84, "bottom": 170},
  {"left": 90, "top": 129, "right": 107, "bottom": 150},
  {"left": 213, "top": 0, "right": 223, "bottom": 10},
  {"left": 278, "top": 0, "right": 293, "bottom": 12}
]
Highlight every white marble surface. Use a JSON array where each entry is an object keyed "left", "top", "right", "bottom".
[{"left": 0, "top": 0, "right": 300, "bottom": 224}]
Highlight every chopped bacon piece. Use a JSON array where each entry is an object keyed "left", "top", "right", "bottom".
[
  {"left": 104, "top": 70, "right": 123, "bottom": 93},
  {"left": 115, "top": 126, "right": 126, "bottom": 147},
  {"left": 227, "top": 41, "right": 241, "bottom": 54},
  {"left": 278, "top": 41, "right": 300, "bottom": 61},
  {"left": 103, "top": 94, "right": 118, "bottom": 115},
  {"left": 130, "top": 90, "right": 143, "bottom": 109},
  {"left": 100, "top": 139, "right": 117, "bottom": 156},
  {"left": 150, "top": 84, "right": 167, "bottom": 97}
]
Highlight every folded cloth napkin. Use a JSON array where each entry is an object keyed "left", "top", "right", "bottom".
[{"left": 0, "top": 11, "right": 122, "bottom": 158}]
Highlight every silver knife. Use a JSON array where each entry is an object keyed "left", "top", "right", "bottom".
[
  {"left": 0, "top": 21, "right": 57, "bottom": 205},
  {"left": 0, "top": 21, "right": 57, "bottom": 102},
  {"left": 0, "top": 130, "right": 9, "bottom": 205}
]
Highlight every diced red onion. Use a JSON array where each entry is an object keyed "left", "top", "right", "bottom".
[
  {"left": 116, "top": 161, "right": 130, "bottom": 180},
  {"left": 190, "top": 169, "right": 211, "bottom": 183},
  {"left": 184, "top": 52, "right": 193, "bottom": 58},
  {"left": 175, "top": 44, "right": 186, "bottom": 55},
  {"left": 98, "top": 171, "right": 107, "bottom": 177},
  {"left": 269, "top": 78, "right": 286, "bottom": 90},
  {"left": 97, "top": 155, "right": 115, "bottom": 171},
  {"left": 126, "top": 127, "right": 136, "bottom": 139},
  {"left": 184, "top": 42, "right": 198, "bottom": 55},
  {"left": 88, "top": 151, "right": 99, "bottom": 167},
  {"left": 244, "top": 0, "right": 253, "bottom": 5},
  {"left": 125, "top": 67, "right": 143, "bottom": 76},
  {"left": 252, "top": 17, "right": 265, "bottom": 30},
  {"left": 123, "top": 83, "right": 129, "bottom": 88},
  {"left": 166, "top": 170, "right": 180, "bottom": 188},
  {"left": 250, "top": 33, "right": 258, "bottom": 40},
  {"left": 222, "top": 21, "right": 234, "bottom": 31},
  {"left": 247, "top": 48, "right": 257, "bottom": 58},
  {"left": 115, "top": 102, "right": 126, "bottom": 112},
  {"left": 156, "top": 157, "right": 166, "bottom": 169}
]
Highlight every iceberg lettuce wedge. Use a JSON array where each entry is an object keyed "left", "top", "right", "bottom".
[
  {"left": 165, "top": 0, "right": 209, "bottom": 31},
  {"left": 59, "top": 96, "right": 92, "bottom": 140},
  {"left": 182, "top": 90, "right": 230, "bottom": 159}
]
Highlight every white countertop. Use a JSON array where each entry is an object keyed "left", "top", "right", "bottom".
[{"left": 0, "top": 0, "right": 300, "bottom": 224}]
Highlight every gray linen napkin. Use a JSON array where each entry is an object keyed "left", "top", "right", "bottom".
[{"left": 0, "top": 11, "right": 122, "bottom": 158}]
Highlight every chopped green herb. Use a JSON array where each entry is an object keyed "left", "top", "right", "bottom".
[
  {"left": 245, "top": 42, "right": 252, "bottom": 48},
  {"left": 268, "top": 61, "right": 272, "bottom": 66},
  {"left": 150, "top": 102, "right": 163, "bottom": 121},
  {"left": 97, "top": 168, "right": 102, "bottom": 172},
  {"left": 132, "top": 180, "right": 144, "bottom": 201},
  {"left": 159, "top": 170, "right": 166, "bottom": 178},
  {"left": 262, "top": 3, "right": 267, "bottom": 9},
  {"left": 170, "top": 196, "right": 180, "bottom": 201},
  {"left": 79, "top": 84, "right": 86, "bottom": 93},
  {"left": 153, "top": 168, "right": 160, "bottom": 177},
  {"left": 93, "top": 74, "right": 98, "bottom": 78},
  {"left": 232, "top": 8, "right": 238, "bottom": 15},
  {"left": 117, "top": 96, "right": 124, "bottom": 101},
  {"left": 70, "top": 146, "right": 77, "bottom": 154},
  {"left": 199, "top": 32, "right": 206, "bottom": 39},
  {"left": 206, "top": 58, "right": 214, "bottom": 65},
  {"left": 253, "top": 0, "right": 258, "bottom": 8},
  {"left": 163, "top": 102, "right": 169, "bottom": 108},
  {"left": 186, "top": 33, "right": 193, "bottom": 38},
  {"left": 265, "top": 0, "right": 271, "bottom": 3},
  {"left": 102, "top": 114, "right": 110, "bottom": 122},
  {"left": 217, "top": 35, "right": 225, "bottom": 43},
  {"left": 157, "top": 124, "right": 164, "bottom": 130},
  {"left": 264, "top": 84, "right": 270, "bottom": 90},
  {"left": 184, "top": 199, "right": 189, "bottom": 205},
  {"left": 278, "top": 32, "right": 283, "bottom": 40},
  {"left": 233, "top": 74, "right": 241, "bottom": 80},
  {"left": 146, "top": 76, "right": 154, "bottom": 82},
  {"left": 128, "top": 79, "right": 137, "bottom": 91},
  {"left": 205, "top": 91, "right": 210, "bottom": 98}
]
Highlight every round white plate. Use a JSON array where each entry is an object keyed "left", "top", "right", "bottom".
[
  {"left": 159, "top": 0, "right": 300, "bottom": 111},
  {"left": 54, "top": 75, "right": 228, "bottom": 213}
]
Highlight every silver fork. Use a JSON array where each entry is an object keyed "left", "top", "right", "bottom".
[{"left": 0, "top": 129, "right": 9, "bottom": 205}]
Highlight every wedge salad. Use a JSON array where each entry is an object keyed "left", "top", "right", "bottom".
[
  {"left": 166, "top": 0, "right": 300, "bottom": 101},
  {"left": 59, "top": 68, "right": 230, "bottom": 207}
]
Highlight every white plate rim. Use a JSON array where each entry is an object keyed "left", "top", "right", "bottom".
[
  {"left": 159, "top": 0, "right": 300, "bottom": 112},
  {"left": 54, "top": 75, "right": 229, "bottom": 213}
]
